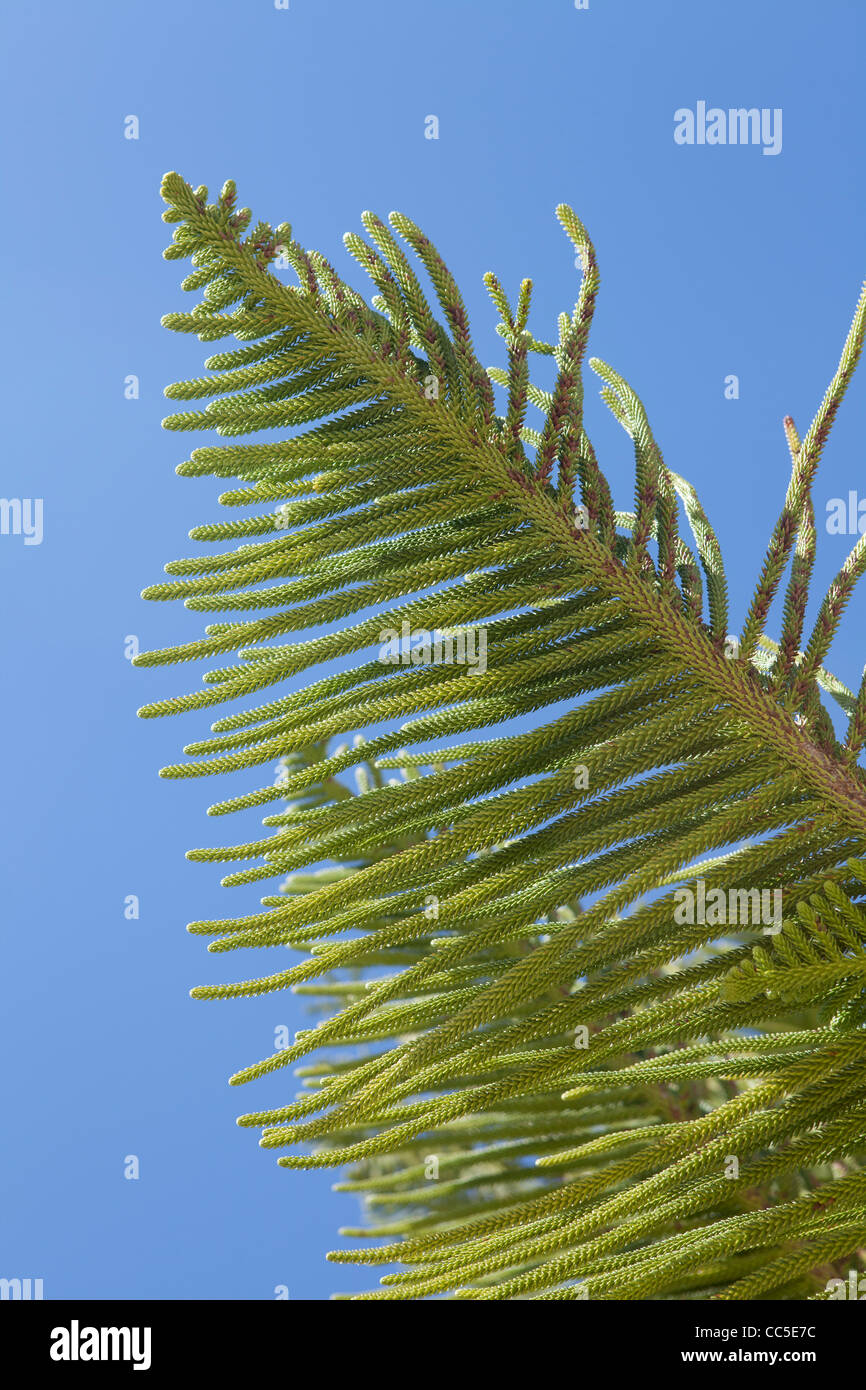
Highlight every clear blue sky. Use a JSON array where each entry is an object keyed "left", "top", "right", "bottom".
[{"left": 2, "top": 0, "right": 865, "bottom": 1300}]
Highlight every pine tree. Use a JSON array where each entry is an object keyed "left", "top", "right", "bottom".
[{"left": 137, "top": 172, "right": 866, "bottom": 1299}]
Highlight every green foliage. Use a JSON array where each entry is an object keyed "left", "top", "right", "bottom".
[{"left": 138, "top": 172, "right": 866, "bottom": 1298}]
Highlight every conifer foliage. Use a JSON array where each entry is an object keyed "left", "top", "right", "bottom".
[{"left": 138, "top": 172, "right": 866, "bottom": 1298}]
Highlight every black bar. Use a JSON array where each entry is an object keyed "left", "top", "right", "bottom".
[{"left": 1, "top": 1296, "right": 860, "bottom": 1374}]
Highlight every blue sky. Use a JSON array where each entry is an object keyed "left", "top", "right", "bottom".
[{"left": 2, "top": 0, "right": 865, "bottom": 1301}]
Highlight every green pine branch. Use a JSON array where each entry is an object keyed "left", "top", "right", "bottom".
[{"left": 138, "top": 173, "right": 866, "bottom": 1299}]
